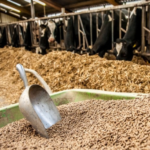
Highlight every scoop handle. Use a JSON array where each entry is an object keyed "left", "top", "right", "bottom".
[
  {"left": 24, "top": 68, "right": 52, "bottom": 95},
  {"left": 16, "top": 64, "right": 28, "bottom": 88}
]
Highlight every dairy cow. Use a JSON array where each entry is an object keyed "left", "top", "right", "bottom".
[
  {"left": 10, "top": 24, "right": 24, "bottom": 47},
  {"left": 64, "top": 14, "right": 102, "bottom": 53},
  {"left": 0, "top": 26, "right": 7, "bottom": 48},
  {"left": 36, "top": 20, "right": 63, "bottom": 55},
  {"left": 24, "top": 21, "right": 40, "bottom": 51},
  {"left": 114, "top": 7, "right": 142, "bottom": 60},
  {"left": 37, "top": 14, "right": 101, "bottom": 54},
  {"left": 24, "top": 22, "right": 32, "bottom": 50},
  {"left": 89, "top": 10, "right": 128, "bottom": 57},
  {"left": 5, "top": 25, "right": 14, "bottom": 46}
]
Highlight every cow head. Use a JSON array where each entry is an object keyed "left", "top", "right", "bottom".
[
  {"left": 40, "top": 24, "right": 48, "bottom": 38},
  {"left": 47, "top": 20, "right": 63, "bottom": 43},
  {"left": 114, "top": 39, "right": 133, "bottom": 61}
]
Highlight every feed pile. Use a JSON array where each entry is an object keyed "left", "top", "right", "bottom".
[
  {"left": 1, "top": 97, "right": 150, "bottom": 149},
  {"left": 0, "top": 47, "right": 150, "bottom": 107}
]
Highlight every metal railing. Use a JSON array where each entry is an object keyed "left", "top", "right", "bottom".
[{"left": 0, "top": 1, "right": 150, "bottom": 56}]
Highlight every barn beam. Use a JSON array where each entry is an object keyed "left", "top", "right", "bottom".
[
  {"left": 0, "top": 11, "right": 24, "bottom": 21},
  {"left": 106, "top": 0, "right": 122, "bottom": 6},
  {"left": 41, "top": 0, "right": 71, "bottom": 13},
  {"left": 66, "top": 0, "right": 105, "bottom": 9},
  {"left": 0, "top": 0, "right": 31, "bottom": 16},
  {"left": 66, "top": 0, "right": 121, "bottom": 9}
]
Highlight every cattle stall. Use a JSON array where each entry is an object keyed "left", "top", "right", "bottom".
[{"left": 0, "top": 1, "right": 150, "bottom": 58}]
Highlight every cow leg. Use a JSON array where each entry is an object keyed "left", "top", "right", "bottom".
[
  {"left": 98, "top": 50, "right": 106, "bottom": 58},
  {"left": 55, "top": 41, "right": 61, "bottom": 51},
  {"left": 36, "top": 47, "right": 42, "bottom": 54},
  {"left": 41, "top": 49, "right": 47, "bottom": 55}
]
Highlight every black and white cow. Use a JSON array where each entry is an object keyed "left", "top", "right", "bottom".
[
  {"left": 114, "top": 7, "right": 142, "bottom": 60},
  {"left": 5, "top": 25, "right": 14, "bottom": 46},
  {"left": 24, "top": 21, "right": 40, "bottom": 51},
  {"left": 0, "top": 26, "right": 7, "bottom": 48},
  {"left": 64, "top": 13, "right": 102, "bottom": 53},
  {"left": 24, "top": 22, "right": 32, "bottom": 50},
  {"left": 36, "top": 19, "right": 63, "bottom": 55},
  {"left": 11, "top": 24, "right": 24, "bottom": 47},
  {"left": 89, "top": 10, "right": 128, "bottom": 57}
]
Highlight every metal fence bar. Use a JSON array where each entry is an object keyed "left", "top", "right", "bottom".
[
  {"left": 96, "top": 13, "right": 99, "bottom": 37},
  {"left": 141, "top": 5, "right": 145, "bottom": 52},
  {"left": 29, "top": 22, "right": 34, "bottom": 47},
  {"left": 79, "top": 15, "right": 89, "bottom": 48},
  {"left": 101, "top": 11, "right": 104, "bottom": 24},
  {"left": 17, "top": 23, "right": 21, "bottom": 46},
  {"left": 63, "top": 16, "right": 66, "bottom": 40},
  {"left": 78, "top": 15, "right": 81, "bottom": 47},
  {"left": 83, "top": 33, "right": 85, "bottom": 49},
  {"left": 128, "top": 8, "right": 130, "bottom": 23},
  {"left": 90, "top": 13, "right": 93, "bottom": 48},
  {"left": 111, "top": 10, "right": 114, "bottom": 49},
  {"left": 121, "top": 28, "right": 126, "bottom": 33},
  {"left": 143, "top": 26, "right": 150, "bottom": 33},
  {"left": 8, "top": 25, "right": 11, "bottom": 45},
  {"left": 119, "top": 9, "right": 122, "bottom": 38}
]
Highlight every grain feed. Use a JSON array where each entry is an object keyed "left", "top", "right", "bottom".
[
  {"left": 0, "top": 47, "right": 150, "bottom": 108},
  {"left": 1, "top": 96, "right": 150, "bottom": 149}
]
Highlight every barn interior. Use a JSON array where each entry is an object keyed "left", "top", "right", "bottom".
[{"left": 1, "top": 0, "right": 150, "bottom": 149}]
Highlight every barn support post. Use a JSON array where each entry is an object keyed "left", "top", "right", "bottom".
[
  {"left": 30, "top": 0, "right": 35, "bottom": 19},
  {"left": 141, "top": 6, "right": 146, "bottom": 52},
  {"left": 30, "top": 0, "right": 35, "bottom": 47},
  {"left": 90, "top": 13, "right": 93, "bottom": 48},
  {"left": 111, "top": 10, "right": 114, "bottom": 49},
  {"left": 119, "top": 9, "right": 122, "bottom": 38},
  {"left": 44, "top": 6, "right": 46, "bottom": 17}
]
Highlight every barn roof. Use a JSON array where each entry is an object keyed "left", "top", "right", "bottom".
[{"left": 0, "top": 0, "right": 141, "bottom": 19}]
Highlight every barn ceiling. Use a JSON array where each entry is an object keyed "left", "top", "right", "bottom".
[{"left": 0, "top": 0, "right": 140, "bottom": 20}]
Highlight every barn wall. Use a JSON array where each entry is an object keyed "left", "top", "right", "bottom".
[{"left": 0, "top": 13, "right": 19, "bottom": 23}]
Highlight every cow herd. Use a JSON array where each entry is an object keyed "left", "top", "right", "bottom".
[{"left": 0, "top": 7, "right": 149, "bottom": 62}]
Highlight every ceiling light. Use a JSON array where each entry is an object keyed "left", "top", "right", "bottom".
[
  {"left": 9, "top": 11, "right": 20, "bottom": 17},
  {"left": 0, "top": 7, "right": 7, "bottom": 12},
  {"left": 7, "top": 0, "right": 22, "bottom": 6},
  {"left": 0, "top": 3, "right": 20, "bottom": 12},
  {"left": 24, "top": 0, "right": 46, "bottom": 6},
  {"left": 34, "top": 0, "right": 45, "bottom": 6},
  {"left": 24, "top": 0, "right": 32, "bottom": 3}
]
